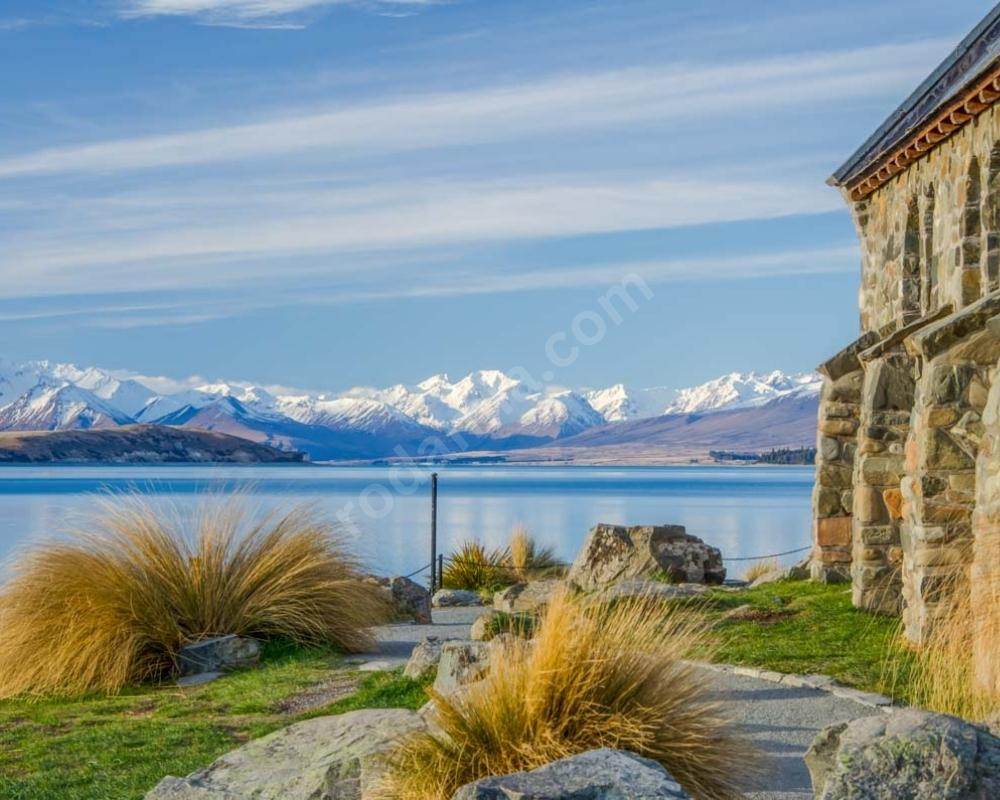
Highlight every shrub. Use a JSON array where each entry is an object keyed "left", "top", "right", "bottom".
[
  {"left": 381, "top": 587, "right": 758, "bottom": 800},
  {"left": 0, "top": 495, "right": 390, "bottom": 697},
  {"left": 442, "top": 540, "right": 511, "bottom": 591},
  {"left": 743, "top": 558, "right": 780, "bottom": 583},
  {"left": 507, "top": 524, "right": 559, "bottom": 580},
  {"left": 481, "top": 611, "right": 537, "bottom": 641}
]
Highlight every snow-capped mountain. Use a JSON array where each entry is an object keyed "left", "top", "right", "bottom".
[
  {"left": 663, "top": 370, "right": 822, "bottom": 414},
  {"left": 0, "top": 359, "right": 821, "bottom": 459}
]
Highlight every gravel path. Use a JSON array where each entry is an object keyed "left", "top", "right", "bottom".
[{"left": 362, "top": 607, "right": 875, "bottom": 799}]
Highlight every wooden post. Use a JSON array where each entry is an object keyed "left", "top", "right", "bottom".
[{"left": 430, "top": 472, "right": 438, "bottom": 590}]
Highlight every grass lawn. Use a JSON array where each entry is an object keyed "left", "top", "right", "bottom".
[
  {"left": 698, "top": 579, "right": 915, "bottom": 699},
  {"left": 0, "top": 641, "right": 427, "bottom": 800}
]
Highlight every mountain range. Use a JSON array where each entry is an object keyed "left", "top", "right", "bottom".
[{"left": 0, "top": 359, "right": 821, "bottom": 462}]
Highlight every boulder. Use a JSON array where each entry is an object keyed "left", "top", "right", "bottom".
[
  {"left": 749, "top": 562, "right": 810, "bottom": 588},
  {"left": 404, "top": 635, "right": 446, "bottom": 680},
  {"left": 805, "top": 709, "right": 1000, "bottom": 800},
  {"left": 470, "top": 610, "right": 500, "bottom": 641},
  {"left": 145, "top": 708, "right": 426, "bottom": 800},
  {"left": 567, "top": 524, "right": 725, "bottom": 591},
  {"left": 177, "top": 635, "right": 260, "bottom": 676},
  {"left": 493, "top": 580, "right": 561, "bottom": 614},
  {"left": 433, "top": 589, "right": 483, "bottom": 607},
  {"left": 391, "top": 576, "right": 432, "bottom": 624},
  {"left": 432, "top": 640, "right": 493, "bottom": 696},
  {"left": 451, "top": 748, "right": 692, "bottom": 799},
  {"left": 597, "top": 579, "right": 709, "bottom": 602}
]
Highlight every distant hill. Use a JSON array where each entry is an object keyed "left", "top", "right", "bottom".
[{"left": 0, "top": 425, "right": 305, "bottom": 464}]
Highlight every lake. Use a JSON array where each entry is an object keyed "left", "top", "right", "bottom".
[{"left": 0, "top": 464, "right": 814, "bottom": 580}]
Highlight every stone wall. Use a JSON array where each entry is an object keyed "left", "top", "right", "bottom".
[
  {"left": 811, "top": 337, "right": 872, "bottom": 583},
  {"left": 852, "top": 351, "right": 914, "bottom": 614},
  {"left": 973, "top": 361, "right": 1000, "bottom": 695}
]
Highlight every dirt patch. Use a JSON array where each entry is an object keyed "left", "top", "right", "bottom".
[
  {"left": 722, "top": 605, "right": 797, "bottom": 625},
  {"left": 275, "top": 673, "right": 358, "bottom": 714}
]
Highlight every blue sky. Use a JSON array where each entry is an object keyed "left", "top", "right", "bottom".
[{"left": 0, "top": 1, "right": 991, "bottom": 393}]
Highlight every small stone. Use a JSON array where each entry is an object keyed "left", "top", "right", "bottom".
[
  {"left": 177, "top": 635, "right": 260, "bottom": 676},
  {"left": 470, "top": 610, "right": 499, "bottom": 641},
  {"left": 432, "top": 589, "right": 484, "bottom": 607},
  {"left": 432, "top": 640, "right": 493, "bottom": 696},
  {"left": 176, "top": 671, "right": 223, "bottom": 687},
  {"left": 404, "top": 636, "right": 445, "bottom": 680}
]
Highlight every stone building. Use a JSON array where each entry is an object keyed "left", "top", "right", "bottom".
[{"left": 811, "top": 7, "right": 1000, "bottom": 693}]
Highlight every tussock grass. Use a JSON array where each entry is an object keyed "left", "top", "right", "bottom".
[
  {"left": 743, "top": 558, "right": 780, "bottom": 583},
  {"left": 0, "top": 495, "right": 389, "bottom": 698},
  {"left": 441, "top": 540, "right": 510, "bottom": 591},
  {"left": 381, "top": 587, "right": 758, "bottom": 800},
  {"left": 891, "top": 574, "right": 999, "bottom": 722},
  {"left": 507, "top": 524, "right": 558, "bottom": 580}
]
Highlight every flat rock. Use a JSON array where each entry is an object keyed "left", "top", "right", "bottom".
[
  {"left": 493, "top": 580, "right": 561, "bottom": 614},
  {"left": 176, "top": 672, "right": 223, "bottom": 688},
  {"left": 567, "top": 524, "right": 725, "bottom": 591},
  {"left": 145, "top": 708, "right": 426, "bottom": 800},
  {"left": 451, "top": 748, "right": 692, "bottom": 799},
  {"left": 806, "top": 708, "right": 1000, "bottom": 799},
  {"left": 597, "top": 578, "right": 710, "bottom": 602},
  {"left": 177, "top": 635, "right": 259, "bottom": 676},
  {"left": 433, "top": 589, "right": 483, "bottom": 608}
]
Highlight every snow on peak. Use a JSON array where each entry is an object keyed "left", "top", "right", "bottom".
[{"left": 663, "top": 370, "right": 821, "bottom": 415}]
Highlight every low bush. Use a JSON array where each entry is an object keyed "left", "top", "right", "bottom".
[
  {"left": 743, "top": 558, "right": 780, "bottom": 583},
  {"left": 0, "top": 495, "right": 390, "bottom": 697},
  {"left": 481, "top": 611, "right": 537, "bottom": 641},
  {"left": 507, "top": 524, "right": 559, "bottom": 580},
  {"left": 381, "top": 587, "right": 757, "bottom": 800},
  {"left": 441, "top": 540, "right": 511, "bottom": 591}
]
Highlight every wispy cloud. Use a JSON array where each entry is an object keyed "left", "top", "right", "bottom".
[
  {"left": 0, "top": 171, "right": 843, "bottom": 295},
  {"left": 0, "top": 38, "right": 946, "bottom": 179},
  {"left": 120, "top": 0, "right": 445, "bottom": 26}
]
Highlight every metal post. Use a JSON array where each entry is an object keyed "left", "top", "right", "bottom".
[
  {"left": 438, "top": 553, "right": 444, "bottom": 591},
  {"left": 430, "top": 472, "right": 438, "bottom": 591}
]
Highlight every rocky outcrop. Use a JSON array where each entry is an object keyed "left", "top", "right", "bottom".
[
  {"left": 567, "top": 524, "right": 724, "bottom": 591},
  {"left": 390, "top": 576, "right": 432, "bottom": 624},
  {"left": 433, "top": 589, "right": 483, "bottom": 607},
  {"left": 805, "top": 709, "right": 1000, "bottom": 799},
  {"left": 145, "top": 708, "right": 426, "bottom": 799},
  {"left": 177, "top": 636, "right": 260, "bottom": 676},
  {"left": 493, "top": 580, "right": 561, "bottom": 614},
  {"left": 451, "top": 749, "right": 692, "bottom": 799}
]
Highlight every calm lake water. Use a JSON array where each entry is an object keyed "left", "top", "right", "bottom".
[{"left": 0, "top": 464, "right": 814, "bottom": 580}]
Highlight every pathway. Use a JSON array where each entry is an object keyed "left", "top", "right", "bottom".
[{"left": 363, "top": 607, "right": 876, "bottom": 800}]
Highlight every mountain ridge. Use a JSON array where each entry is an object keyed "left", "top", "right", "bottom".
[{"left": 0, "top": 358, "right": 821, "bottom": 461}]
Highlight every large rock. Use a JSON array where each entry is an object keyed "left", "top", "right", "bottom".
[
  {"left": 470, "top": 610, "right": 500, "bottom": 641},
  {"left": 431, "top": 640, "right": 493, "bottom": 696},
  {"left": 177, "top": 636, "right": 260, "bottom": 676},
  {"left": 567, "top": 524, "right": 725, "bottom": 591},
  {"left": 391, "top": 576, "right": 432, "bottom": 624},
  {"left": 433, "top": 589, "right": 483, "bottom": 608},
  {"left": 404, "top": 635, "right": 446, "bottom": 680},
  {"left": 145, "top": 708, "right": 426, "bottom": 799},
  {"left": 805, "top": 709, "right": 1000, "bottom": 799},
  {"left": 493, "top": 580, "right": 561, "bottom": 614},
  {"left": 451, "top": 748, "right": 692, "bottom": 799}
]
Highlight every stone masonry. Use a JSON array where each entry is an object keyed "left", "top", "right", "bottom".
[{"left": 814, "top": 8, "right": 1000, "bottom": 691}]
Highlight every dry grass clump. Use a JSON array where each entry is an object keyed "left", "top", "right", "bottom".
[
  {"left": 442, "top": 540, "right": 510, "bottom": 591},
  {"left": 896, "top": 574, "right": 999, "bottom": 722},
  {"left": 507, "top": 524, "right": 559, "bottom": 580},
  {"left": 743, "top": 558, "right": 780, "bottom": 583},
  {"left": 381, "top": 587, "right": 758, "bottom": 800},
  {"left": 0, "top": 495, "right": 389, "bottom": 698}
]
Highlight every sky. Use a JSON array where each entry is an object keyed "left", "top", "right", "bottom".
[{"left": 0, "top": 0, "right": 993, "bottom": 394}]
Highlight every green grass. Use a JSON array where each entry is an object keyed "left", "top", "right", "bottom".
[
  {"left": 697, "top": 580, "right": 915, "bottom": 698},
  {"left": 0, "top": 641, "right": 428, "bottom": 800}
]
